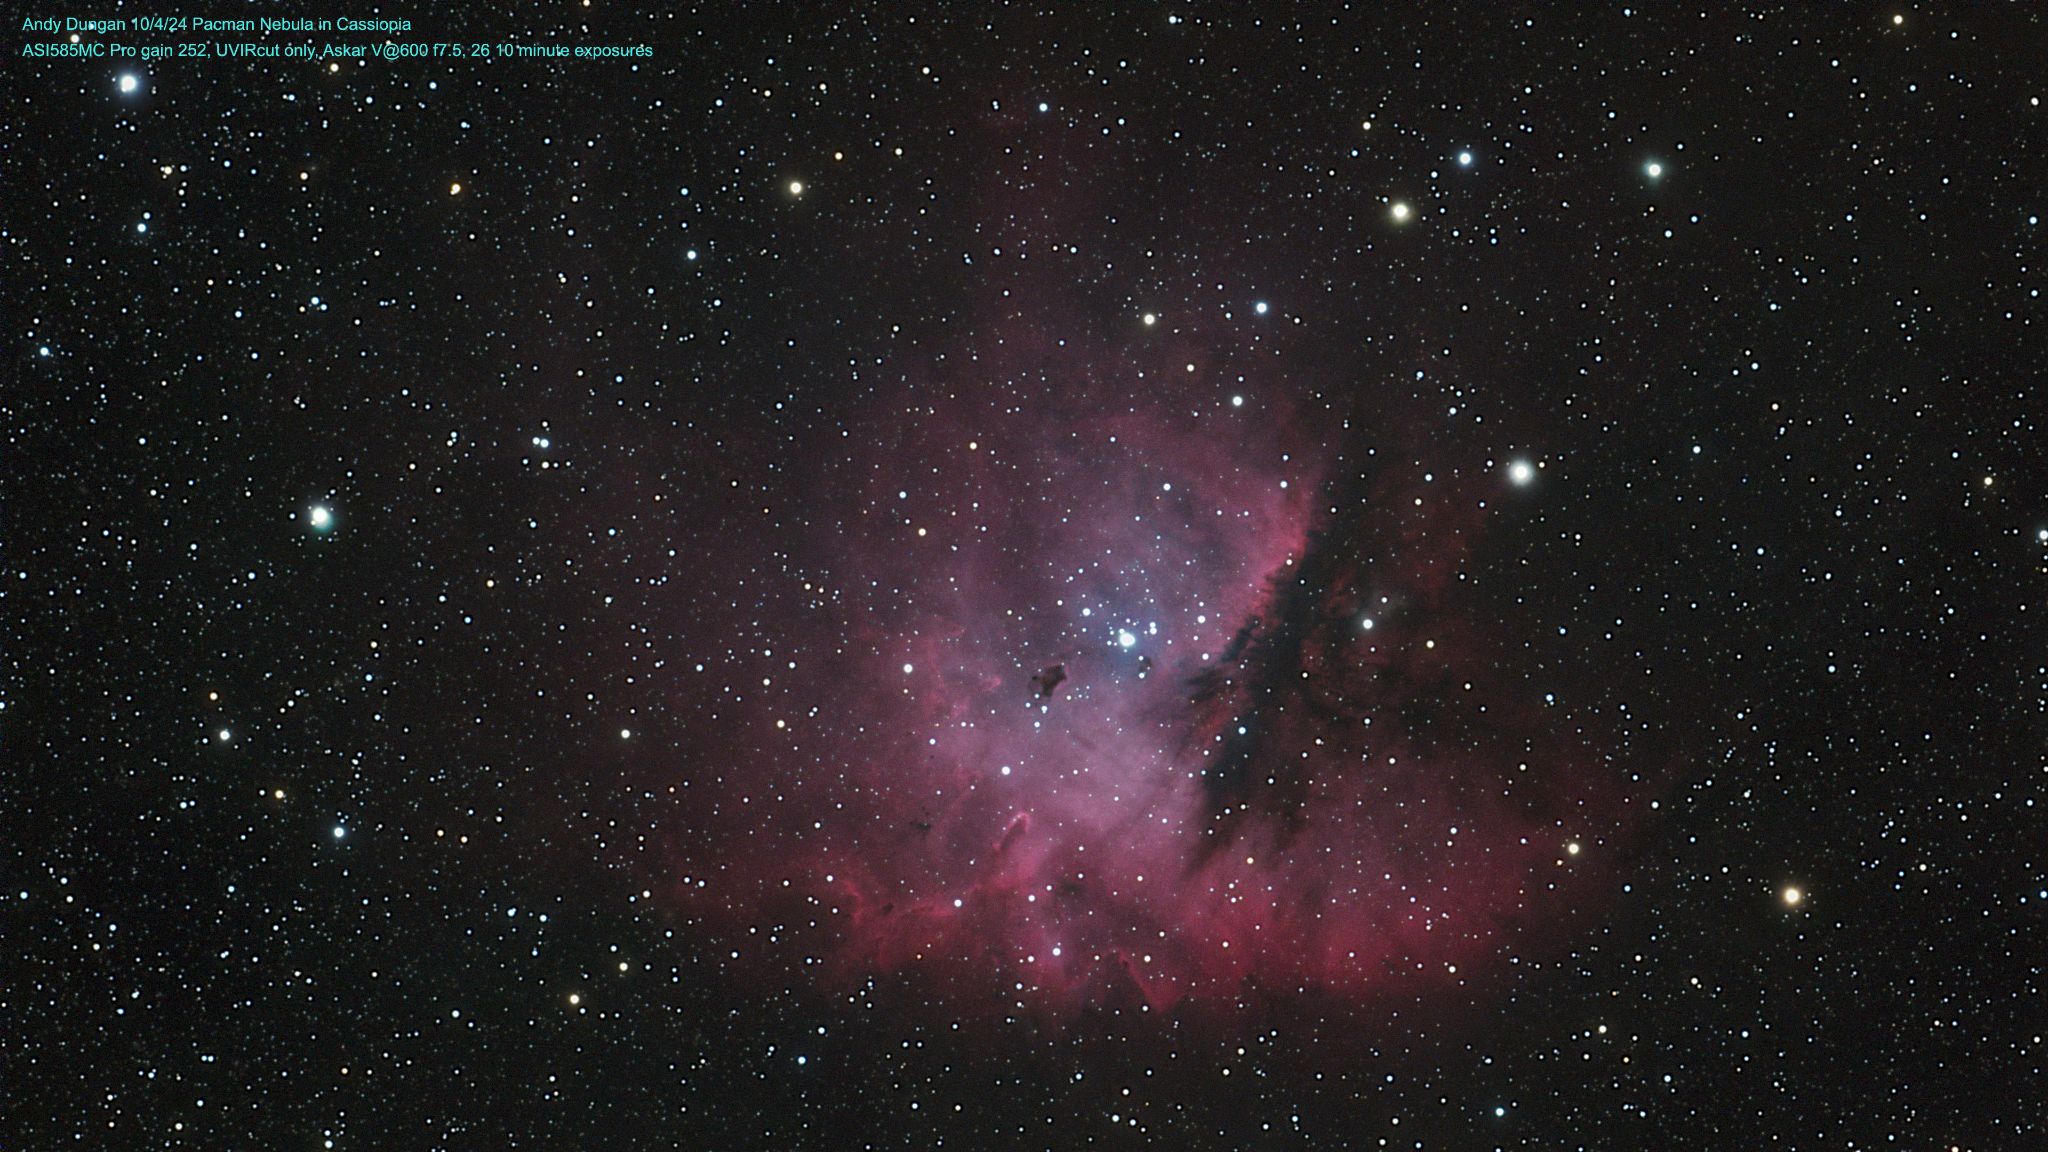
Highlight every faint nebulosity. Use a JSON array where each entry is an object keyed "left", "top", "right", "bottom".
[{"left": 8, "top": 5, "right": 2045, "bottom": 1150}]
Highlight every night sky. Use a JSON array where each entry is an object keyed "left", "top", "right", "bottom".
[{"left": 9, "top": 4, "right": 2047, "bottom": 1149}]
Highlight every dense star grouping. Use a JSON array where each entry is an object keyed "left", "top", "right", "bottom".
[{"left": 7, "top": 4, "right": 2045, "bottom": 1149}]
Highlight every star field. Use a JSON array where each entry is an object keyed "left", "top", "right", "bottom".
[{"left": 6, "top": 5, "right": 2046, "bottom": 1150}]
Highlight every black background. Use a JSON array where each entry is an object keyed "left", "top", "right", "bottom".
[{"left": 7, "top": 4, "right": 2045, "bottom": 1148}]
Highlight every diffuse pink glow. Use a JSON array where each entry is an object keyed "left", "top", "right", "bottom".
[{"left": 654, "top": 324, "right": 1633, "bottom": 1017}]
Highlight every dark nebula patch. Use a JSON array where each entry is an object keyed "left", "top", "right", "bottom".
[{"left": 1029, "top": 663, "right": 1067, "bottom": 699}]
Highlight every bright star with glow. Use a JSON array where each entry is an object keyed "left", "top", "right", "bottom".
[
  {"left": 307, "top": 504, "right": 334, "bottom": 531},
  {"left": 788, "top": 180, "right": 804, "bottom": 196},
  {"left": 1117, "top": 629, "right": 1137, "bottom": 649},
  {"left": 1508, "top": 460, "right": 1535, "bottom": 486},
  {"left": 1782, "top": 885, "right": 1803, "bottom": 907},
  {"left": 1254, "top": 301, "right": 1268, "bottom": 315},
  {"left": 118, "top": 74, "right": 140, "bottom": 93},
  {"left": 1645, "top": 161, "right": 1664, "bottom": 179},
  {"left": 1457, "top": 151, "right": 1473, "bottom": 166},
  {"left": 333, "top": 825, "right": 347, "bottom": 840},
  {"left": 1390, "top": 200, "right": 1412, "bottom": 223}
]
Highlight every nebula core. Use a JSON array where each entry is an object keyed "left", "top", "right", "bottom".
[{"left": 657, "top": 309, "right": 1636, "bottom": 1018}]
